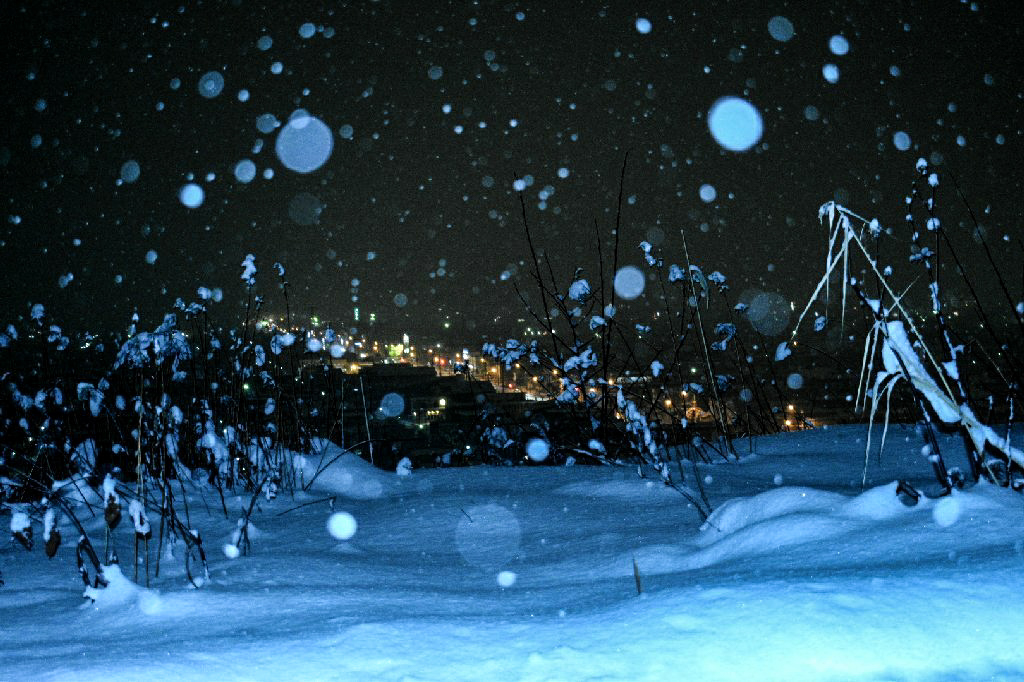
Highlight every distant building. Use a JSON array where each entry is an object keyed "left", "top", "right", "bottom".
[{"left": 310, "top": 363, "right": 534, "bottom": 469}]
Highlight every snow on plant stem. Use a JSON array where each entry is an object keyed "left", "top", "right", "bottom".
[{"left": 794, "top": 200, "right": 1024, "bottom": 483}]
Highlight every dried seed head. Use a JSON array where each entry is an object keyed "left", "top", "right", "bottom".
[
  {"left": 105, "top": 498, "right": 122, "bottom": 530},
  {"left": 13, "top": 527, "right": 33, "bottom": 551},
  {"left": 45, "top": 529, "right": 61, "bottom": 558}
]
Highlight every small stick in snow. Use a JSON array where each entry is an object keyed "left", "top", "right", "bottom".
[{"left": 275, "top": 496, "right": 337, "bottom": 517}]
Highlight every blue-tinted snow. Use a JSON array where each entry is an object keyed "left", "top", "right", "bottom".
[
  {"left": 233, "top": 159, "right": 256, "bottom": 183},
  {"left": 707, "top": 97, "right": 763, "bottom": 152},
  {"left": 2, "top": 426, "right": 1023, "bottom": 680},
  {"left": 829, "top": 35, "right": 850, "bottom": 56},
  {"left": 256, "top": 113, "right": 280, "bottom": 134},
  {"left": 699, "top": 183, "right": 717, "bottom": 203},
  {"left": 525, "top": 437, "right": 550, "bottom": 462},
  {"left": 178, "top": 183, "right": 204, "bottom": 208},
  {"left": 893, "top": 131, "right": 912, "bottom": 151},
  {"left": 379, "top": 392, "right": 405, "bottom": 417},
  {"left": 613, "top": 265, "right": 645, "bottom": 300},
  {"left": 119, "top": 160, "right": 140, "bottom": 184},
  {"left": 767, "top": 16, "right": 795, "bottom": 42},
  {"left": 274, "top": 112, "right": 333, "bottom": 174},
  {"left": 197, "top": 71, "right": 225, "bottom": 99}
]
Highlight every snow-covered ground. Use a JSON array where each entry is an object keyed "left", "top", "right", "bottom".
[{"left": 3, "top": 425, "right": 1023, "bottom": 681}]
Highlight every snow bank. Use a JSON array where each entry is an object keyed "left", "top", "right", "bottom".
[
  {"left": 292, "top": 439, "right": 398, "bottom": 499},
  {"left": 5, "top": 428, "right": 1024, "bottom": 682},
  {"left": 83, "top": 564, "right": 163, "bottom": 615},
  {"left": 683, "top": 482, "right": 918, "bottom": 569},
  {"left": 699, "top": 481, "right": 908, "bottom": 542},
  {"left": 51, "top": 473, "right": 101, "bottom": 507},
  {"left": 557, "top": 478, "right": 681, "bottom": 500},
  {"left": 697, "top": 486, "right": 846, "bottom": 540},
  {"left": 629, "top": 481, "right": 1020, "bottom": 575}
]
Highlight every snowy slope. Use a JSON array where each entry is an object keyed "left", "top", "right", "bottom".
[{"left": 2, "top": 424, "right": 1023, "bottom": 681}]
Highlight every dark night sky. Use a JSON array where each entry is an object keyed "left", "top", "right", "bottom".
[{"left": 1, "top": 1, "right": 1021, "bottom": 343}]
